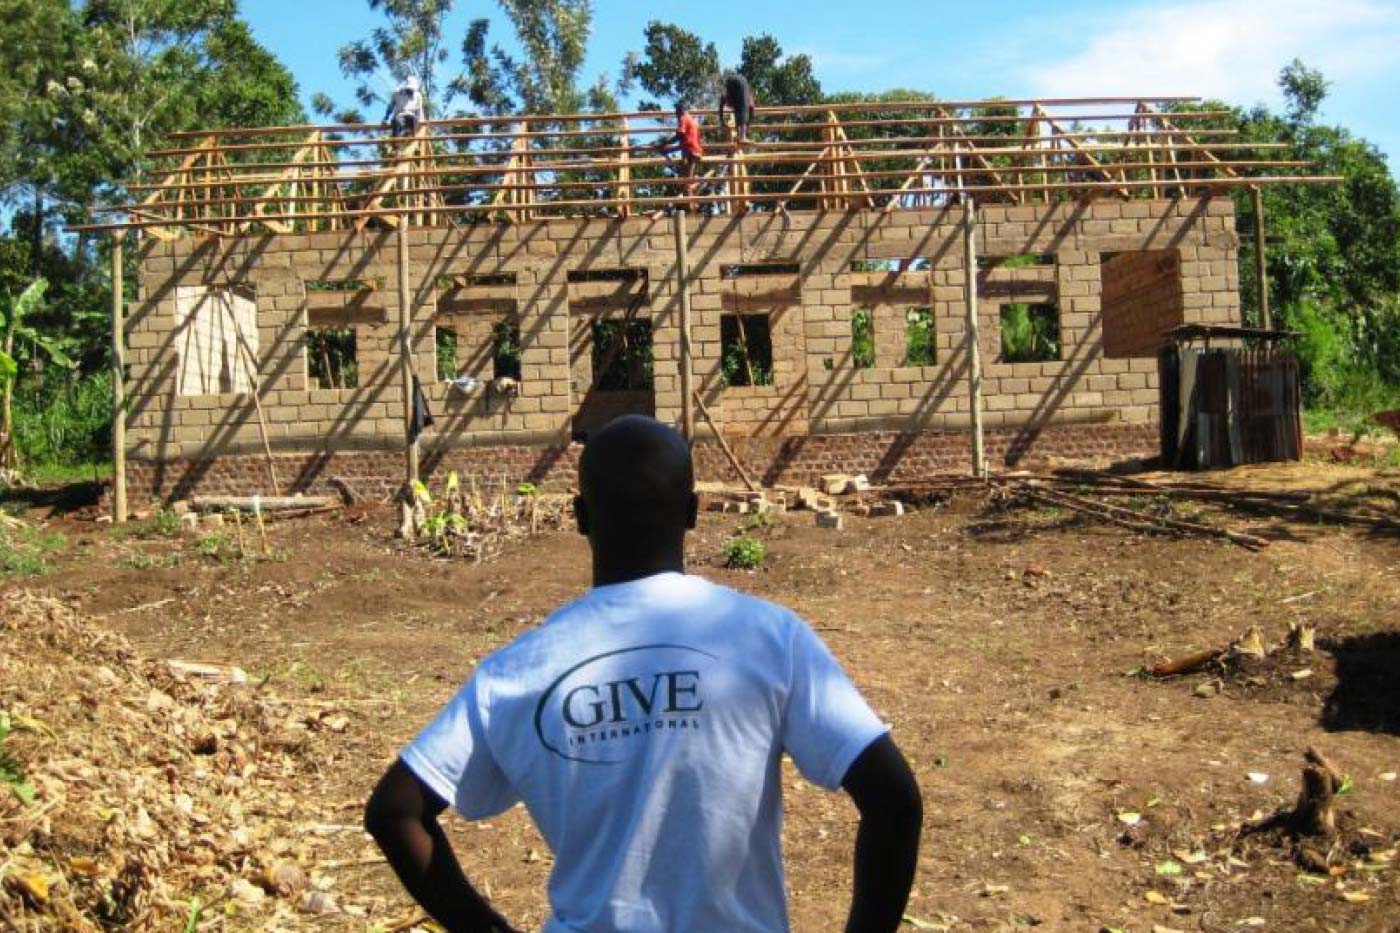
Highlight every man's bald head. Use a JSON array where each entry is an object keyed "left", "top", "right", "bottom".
[{"left": 575, "top": 416, "right": 697, "bottom": 562}]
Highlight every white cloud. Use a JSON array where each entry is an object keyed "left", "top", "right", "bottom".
[{"left": 1020, "top": 0, "right": 1400, "bottom": 108}]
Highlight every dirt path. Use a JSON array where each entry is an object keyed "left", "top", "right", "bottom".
[{"left": 6, "top": 481, "right": 1399, "bottom": 932}]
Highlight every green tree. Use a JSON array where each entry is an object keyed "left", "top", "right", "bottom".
[
  {"left": 623, "top": 26, "right": 822, "bottom": 111},
  {"left": 318, "top": 0, "right": 461, "bottom": 123},
  {"left": 623, "top": 21, "right": 719, "bottom": 111},
  {"left": 737, "top": 34, "right": 821, "bottom": 106},
  {"left": 0, "top": 0, "right": 90, "bottom": 277},
  {"left": 461, "top": 0, "right": 613, "bottom": 117},
  {"left": 1217, "top": 62, "right": 1400, "bottom": 411}
]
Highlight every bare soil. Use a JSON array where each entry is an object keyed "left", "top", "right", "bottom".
[{"left": 4, "top": 463, "right": 1399, "bottom": 932}]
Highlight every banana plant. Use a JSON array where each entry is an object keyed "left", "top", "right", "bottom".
[{"left": 2, "top": 279, "right": 74, "bottom": 475}]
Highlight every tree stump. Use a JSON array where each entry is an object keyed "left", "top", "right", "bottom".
[{"left": 1291, "top": 746, "right": 1342, "bottom": 838}]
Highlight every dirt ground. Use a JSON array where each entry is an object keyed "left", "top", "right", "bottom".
[{"left": 3, "top": 460, "right": 1399, "bottom": 932}]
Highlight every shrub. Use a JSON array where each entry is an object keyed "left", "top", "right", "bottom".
[
  {"left": 11, "top": 370, "right": 111, "bottom": 470},
  {"left": 724, "top": 536, "right": 767, "bottom": 570}
]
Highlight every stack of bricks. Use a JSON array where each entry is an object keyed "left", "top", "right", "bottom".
[{"left": 123, "top": 198, "right": 1238, "bottom": 502}]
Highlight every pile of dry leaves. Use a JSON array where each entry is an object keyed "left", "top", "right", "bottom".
[{"left": 0, "top": 593, "right": 381, "bottom": 931}]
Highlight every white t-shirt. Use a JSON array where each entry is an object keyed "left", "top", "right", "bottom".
[{"left": 400, "top": 571, "right": 888, "bottom": 933}]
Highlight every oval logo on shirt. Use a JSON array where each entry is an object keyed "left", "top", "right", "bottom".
[{"left": 533, "top": 644, "right": 717, "bottom": 765}]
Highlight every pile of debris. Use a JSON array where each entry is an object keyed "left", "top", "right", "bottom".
[
  {"left": 0, "top": 593, "right": 377, "bottom": 930},
  {"left": 1146, "top": 621, "right": 1318, "bottom": 698},
  {"left": 704, "top": 473, "right": 920, "bottom": 531},
  {"left": 404, "top": 474, "right": 570, "bottom": 562}
]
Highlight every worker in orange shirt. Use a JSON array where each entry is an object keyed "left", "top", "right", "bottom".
[{"left": 655, "top": 101, "right": 704, "bottom": 211}]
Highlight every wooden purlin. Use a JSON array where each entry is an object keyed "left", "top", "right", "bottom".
[
  {"left": 354, "top": 129, "right": 432, "bottom": 232},
  {"left": 140, "top": 135, "right": 214, "bottom": 240},
  {"left": 819, "top": 112, "right": 875, "bottom": 210},
  {"left": 75, "top": 174, "right": 1342, "bottom": 233},
  {"left": 82, "top": 97, "right": 1333, "bottom": 236},
  {"left": 1034, "top": 104, "right": 1133, "bottom": 199},
  {"left": 933, "top": 106, "right": 1014, "bottom": 197},
  {"left": 244, "top": 132, "right": 323, "bottom": 234},
  {"left": 103, "top": 159, "right": 1312, "bottom": 215},
  {"left": 1130, "top": 103, "right": 1162, "bottom": 200},
  {"left": 119, "top": 141, "right": 1294, "bottom": 197},
  {"left": 1155, "top": 110, "right": 1239, "bottom": 180},
  {"left": 491, "top": 125, "right": 537, "bottom": 222}
]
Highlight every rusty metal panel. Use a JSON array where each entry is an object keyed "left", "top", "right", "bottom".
[{"left": 1159, "top": 346, "right": 1301, "bottom": 469}]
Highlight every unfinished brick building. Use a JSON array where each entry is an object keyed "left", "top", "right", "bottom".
[{"left": 83, "top": 98, "right": 1328, "bottom": 508}]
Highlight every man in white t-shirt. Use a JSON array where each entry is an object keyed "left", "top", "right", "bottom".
[
  {"left": 384, "top": 75, "right": 425, "bottom": 137},
  {"left": 365, "top": 415, "right": 923, "bottom": 932}
]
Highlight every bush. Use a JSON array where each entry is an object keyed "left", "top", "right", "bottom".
[
  {"left": 724, "top": 536, "right": 767, "bottom": 570},
  {"left": 11, "top": 370, "right": 111, "bottom": 470},
  {"left": 1290, "top": 300, "right": 1400, "bottom": 435}
]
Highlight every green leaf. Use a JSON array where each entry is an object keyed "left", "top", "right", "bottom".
[{"left": 1155, "top": 860, "right": 1182, "bottom": 876}]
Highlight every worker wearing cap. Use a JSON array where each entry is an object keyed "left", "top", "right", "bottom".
[{"left": 385, "top": 75, "right": 425, "bottom": 138}]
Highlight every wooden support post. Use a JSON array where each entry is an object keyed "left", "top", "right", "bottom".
[
  {"left": 963, "top": 199, "right": 986, "bottom": 478},
  {"left": 397, "top": 217, "right": 420, "bottom": 500},
  {"left": 1252, "top": 185, "right": 1271, "bottom": 331},
  {"left": 673, "top": 209, "right": 695, "bottom": 442},
  {"left": 693, "top": 390, "right": 756, "bottom": 491},
  {"left": 110, "top": 233, "right": 127, "bottom": 524}
]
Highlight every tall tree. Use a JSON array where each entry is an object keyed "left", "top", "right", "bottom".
[
  {"left": 461, "top": 0, "right": 612, "bottom": 117},
  {"left": 624, "top": 26, "right": 822, "bottom": 111},
  {"left": 623, "top": 21, "right": 719, "bottom": 111},
  {"left": 737, "top": 34, "right": 821, "bottom": 106},
  {"left": 78, "top": 0, "right": 303, "bottom": 183},
  {"left": 1222, "top": 61, "right": 1400, "bottom": 401},
  {"left": 318, "top": 0, "right": 461, "bottom": 122},
  {"left": 0, "top": 0, "right": 86, "bottom": 277}
]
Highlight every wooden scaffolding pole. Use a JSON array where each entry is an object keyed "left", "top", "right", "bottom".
[
  {"left": 110, "top": 233, "right": 127, "bottom": 524},
  {"left": 673, "top": 209, "right": 695, "bottom": 442},
  {"left": 963, "top": 199, "right": 986, "bottom": 478},
  {"left": 1252, "top": 185, "right": 1271, "bottom": 330},
  {"left": 397, "top": 217, "right": 420, "bottom": 503}
]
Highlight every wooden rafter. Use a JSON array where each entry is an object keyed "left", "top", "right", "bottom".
[
  {"left": 1034, "top": 104, "right": 1132, "bottom": 199},
  {"left": 76, "top": 96, "right": 1334, "bottom": 236},
  {"left": 244, "top": 132, "right": 324, "bottom": 234},
  {"left": 934, "top": 106, "right": 1013, "bottom": 195}
]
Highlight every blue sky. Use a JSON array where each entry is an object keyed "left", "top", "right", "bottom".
[{"left": 242, "top": 0, "right": 1399, "bottom": 169}]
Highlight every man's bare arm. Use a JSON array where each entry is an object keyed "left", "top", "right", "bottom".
[
  {"left": 364, "top": 761, "right": 519, "bottom": 933},
  {"left": 841, "top": 734, "right": 923, "bottom": 933}
]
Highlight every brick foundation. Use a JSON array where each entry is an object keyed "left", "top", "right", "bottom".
[{"left": 126, "top": 421, "right": 1157, "bottom": 504}]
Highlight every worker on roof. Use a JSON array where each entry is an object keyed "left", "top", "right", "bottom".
[
  {"left": 385, "top": 75, "right": 425, "bottom": 138},
  {"left": 654, "top": 101, "right": 704, "bottom": 211},
  {"left": 717, "top": 71, "right": 756, "bottom": 144}
]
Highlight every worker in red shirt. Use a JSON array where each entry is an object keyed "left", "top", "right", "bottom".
[{"left": 655, "top": 101, "right": 704, "bottom": 211}]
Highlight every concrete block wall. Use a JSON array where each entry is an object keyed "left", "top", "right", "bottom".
[{"left": 125, "top": 197, "right": 1239, "bottom": 500}]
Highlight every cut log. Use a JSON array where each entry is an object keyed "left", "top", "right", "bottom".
[
  {"left": 1150, "top": 647, "right": 1224, "bottom": 678},
  {"left": 190, "top": 495, "right": 339, "bottom": 513}
]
